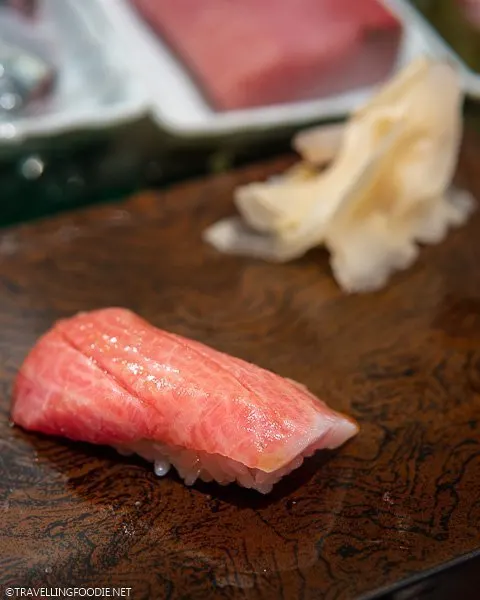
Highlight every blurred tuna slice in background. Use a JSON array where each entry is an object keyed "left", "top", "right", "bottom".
[{"left": 130, "top": 0, "right": 403, "bottom": 111}]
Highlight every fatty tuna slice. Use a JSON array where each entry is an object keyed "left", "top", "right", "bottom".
[
  {"left": 131, "top": 0, "right": 400, "bottom": 110},
  {"left": 12, "top": 308, "right": 358, "bottom": 493}
]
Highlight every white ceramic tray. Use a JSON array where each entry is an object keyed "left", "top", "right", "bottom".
[
  {"left": 0, "top": 0, "right": 147, "bottom": 145},
  {"left": 105, "top": 0, "right": 436, "bottom": 139}
]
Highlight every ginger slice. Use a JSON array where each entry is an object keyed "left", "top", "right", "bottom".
[{"left": 204, "top": 58, "right": 474, "bottom": 293}]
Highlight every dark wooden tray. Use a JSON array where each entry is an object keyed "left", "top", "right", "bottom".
[{"left": 1, "top": 137, "right": 480, "bottom": 599}]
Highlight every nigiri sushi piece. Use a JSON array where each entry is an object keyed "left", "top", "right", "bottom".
[{"left": 11, "top": 308, "right": 358, "bottom": 494}]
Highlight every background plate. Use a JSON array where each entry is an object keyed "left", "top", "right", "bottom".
[
  {"left": 0, "top": 0, "right": 147, "bottom": 145},
  {"left": 105, "top": 0, "right": 435, "bottom": 139}
]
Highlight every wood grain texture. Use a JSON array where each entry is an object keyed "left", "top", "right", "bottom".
[{"left": 0, "top": 136, "right": 480, "bottom": 600}]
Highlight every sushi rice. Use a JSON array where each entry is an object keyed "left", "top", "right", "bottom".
[{"left": 115, "top": 439, "right": 326, "bottom": 494}]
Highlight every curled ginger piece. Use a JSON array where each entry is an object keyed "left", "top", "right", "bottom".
[{"left": 204, "top": 57, "right": 475, "bottom": 293}]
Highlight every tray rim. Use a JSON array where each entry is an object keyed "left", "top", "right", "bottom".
[{"left": 104, "top": 0, "right": 434, "bottom": 140}]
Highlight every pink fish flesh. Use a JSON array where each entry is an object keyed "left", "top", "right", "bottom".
[
  {"left": 131, "top": 0, "right": 401, "bottom": 110},
  {"left": 12, "top": 308, "right": 358, "bottom": 493}
]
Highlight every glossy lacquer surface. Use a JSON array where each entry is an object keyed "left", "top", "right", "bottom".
[{"left": 0, "top": 136, "right": 480, "bottom": 599}]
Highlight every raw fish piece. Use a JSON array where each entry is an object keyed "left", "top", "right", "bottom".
[
  {"left": 130, "top": 0, "right": 400, "bottom": 110},
  {"left": 12, "top": 308, "right": 358, "bottom": 494}
]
